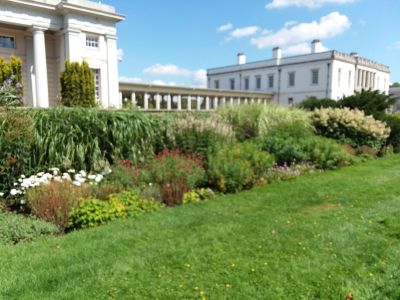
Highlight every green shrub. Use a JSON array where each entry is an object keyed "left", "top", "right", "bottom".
[
  {"left": 0, "top": 110, "right": 34, "bottom": 194},
  {"left": 312, "top": 107, "right": 390, "bottom": 150},
  {"left": 219, "top": 104, "right": 313, "bottom": 141},
  {"left": 208, "top": 142, "right": 274, "bottom": 193},
  {"left": 68, "top": 191, "right": 162, "bottom": 230},
  {"left": 258, "top": 135, "right": 351, "bottom": 169},
  {"left": 0, "top": 56, "right": 23, "bottom": 106},
  {"left": 298, "top": 96, "right": 338, "bottom": 111},
  {"left": 0, "top": 212, "right": 57, "bottom": 245},
  {"left": 144, "top": 149, "right": 206, "bottom": 206},
  {"left": 182, "top": 188, "right": 215, "bottom": 204},
  {"left": 379, "top": 114, "right": 400, "bottom": 152},
  {"left": 60, "top": 60, "right": 96, "bottom": 107},
  {"left": 165, "top": 113, "right": 234, "bottom": 156},
  {"left": 338, "top": 89, "right": 396, "bottom": 118}
]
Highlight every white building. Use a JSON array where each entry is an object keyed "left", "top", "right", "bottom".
[
  {"left": 0, "top": 0, "right": 124, "bottom": 108},
  {"left": 207, "top": 40, "right": 391, "bottom": 105}
]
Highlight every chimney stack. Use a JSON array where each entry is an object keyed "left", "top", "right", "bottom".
[
  {"left": 311, "top": 39, "right": 322, "bottom": 54},
  {"left": 237, "top": 53, "right": 246, "bottom": 65},
  {"left": 273, "top": 47, "right": 282, "bottom": 64}
]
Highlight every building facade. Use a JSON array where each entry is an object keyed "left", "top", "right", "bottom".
[
  {"left": 207, "top": 40, "right": 391, "bottom": 105},
  {"left": 0, "top": 0, "right": 124, "bottom": 108},
  {"left": 390, "top": 87, "right": 400, "bottom": 112}
]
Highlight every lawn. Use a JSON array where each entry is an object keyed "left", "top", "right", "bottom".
[{"left": 1, "top": 155, "right": 400, "bottom": 300}]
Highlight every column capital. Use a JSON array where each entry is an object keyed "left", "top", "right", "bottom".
[{"left": 30, "top": 25, "right": 48, "bottom": 32}]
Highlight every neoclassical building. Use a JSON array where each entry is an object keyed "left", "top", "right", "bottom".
[
  {"left": 0, "top": 0, "right": 124, "bottom": 108},
  {"left": 207, "top": 40, "right": 391, "bottom": 105}
]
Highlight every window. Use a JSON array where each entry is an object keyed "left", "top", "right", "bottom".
[
  {"left": 288, "top": 72, "right": 295, "bottom": 87},
  {"left": 86, "top": 35, "right": 99, "bottom": 48},
  {"left": 244, "top": 77, "right": 250, "bottom": 90},
  {"left": 311, "top": 69, "right": 319, "bottom": 85},
  {"left": 268, "top": 75, "right": 274, "bottom": 89},
  {"left": 256, "top": 76, "right": 261, "bottom": 89},
  {"left": 230, "top": 78, "right": 235, "bottom": 90},
  {"left": 0, "top": 36, "right": 15, "bottom": 49},
  {"left": 214, "top": 80, "right": 220, "bottom": 89},
  {"left": 338, "top": 68, "right": 342, "bottom": 87},
  {"left": 92, "top": 69, "right": 101, "bottom": 100},
  {"left": 348, "top": 71, "right": 352, "bottom": 88},
  {"left": 288, "top": 98, "right": 294, "bottom": 106}
]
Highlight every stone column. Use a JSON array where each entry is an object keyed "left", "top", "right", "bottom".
[
  {"left": 187, "top": 95, "right": 192, "bottom": 111},
  {"left": 197, "top": 96, "right": 202, "bottom": 110},
  {"left": 221, "top": 97, "right": 226, "bottom": 107},
  {"left": 144, "top": 93, "right": 149, "bottom": 110},
  {"left": 230, "top": 97, "right": 234, "bottom": 106},
  {"left": 244, "top": 98, "right": 248, "bottom": 104},
  {"left": 32, "top": 26, "right": 49, "bottom": 108},
  {"left": 205, "top": 97, "right": 210, "bottom": 110},
  {"left": 106, "top": 35, "right": 121, "bottom": 108},
  {"left": 166, "top": 94, "right": 172, "bottom": 111},
  {"left": 177, "top": 95, "right": 182, "bottom": 110},
  {"left": 155, "top": 94, "right": 161, "bottom": 110},
  {"left": 131, "top": 92, "right": 137, "bottom": 106},
  {"left": 213, "top": 97, "right": 218, "bottom": 110}
]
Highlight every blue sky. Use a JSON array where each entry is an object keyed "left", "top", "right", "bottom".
[{"left": 107, "top": 0, "right": 400, "bottom": 87}]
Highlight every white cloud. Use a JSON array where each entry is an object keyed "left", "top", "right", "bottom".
[
  {"left": 396, "top": 41, "right": 400, "bottom": 49},
  {"left": 143, "top": 64, "right": 207, "bottom": 87},
  {"left": 218, "top": 23, "right": 233, "bottom": 32},
  {"left": 282, "top": 42, "right": 329, "bottom": 55},
  {"left": 266, "top": 0, "right": 356, "bottom": 9},
  {"left": 117, "top": 48, "right": 124, "bottom": 61},
  {"left": 230, "top": 26, "right": 260, "bottom": 39},
  {"left": 119, "top": 76, "right": 143, "bottom": 83},
  {"left": 251, "top": 12, "right": 351, "bottom": 49}
]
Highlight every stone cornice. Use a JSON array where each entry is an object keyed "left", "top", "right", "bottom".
[{"left": 56, "top": 2, "right": 125, "bottom": 22}]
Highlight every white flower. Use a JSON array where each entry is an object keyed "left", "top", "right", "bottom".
[
  {"left": 88, "top": 175, "right": 97, "bottom": 180},
  {"left": 20, "top": 199, "right": 26, "bottom": 205},
  {"left": 95, "top": 175, "right": 103, "bottom": 183},
  {"left": 0, "top": 192, "right": 4, "bottom": 197},
  {"left": 10, "top": 189, "right": 18, "bottom": 196},
  {"left": 72, "top": 181, "right": 81, "bottom": 187},
  {"left": 20, "top": 175, "right": 26, "bottom": 179},
  {"left": 68, "top": 169, "right": 76, "bottom": 173}
]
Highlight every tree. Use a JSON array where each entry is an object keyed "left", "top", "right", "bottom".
[
  {"left": 391, "top": 82, "right": 400, "bottom": 88},
  {"left": 60, "top": 60, "right": 96, "bottom": 107}
]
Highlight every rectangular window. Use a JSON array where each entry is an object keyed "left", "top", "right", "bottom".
[
  {"left": 256, "top": 76, "right": 261, "bottom": 89},
  {"left": 288, "top": 98, "right": 294, "bottom": 106},
  {"left": 214, "top": 80, "right": 220, "bottom": 89},
  {"left": 230, "top": 78, "right": 235, "bottom": 90},
  {"left": 244, "top": 77, "right": 250, "bottom": 90},
  {"left": 268, "top": 75, "right": 274, "bottom": 89},
  {"left": 288, "top": 72, "right": 295, "bottom": 87},
  {"left": 0, "top": 36, "right": 15, "bottom": 49},
  {"left": 92, "top": 69, "right": 101, "bottom": 100},
  {"left": 311, "top": 69, "right": 319, "bottom": 85},
  {"left": 86, "top": 35, "right": 99, "bottom": 48},
  {"left": 338, "top": 68, "right": 342, "bottom": 87},
  {"left": 348, "top": 71, "right": 352, "bottom": 88}
]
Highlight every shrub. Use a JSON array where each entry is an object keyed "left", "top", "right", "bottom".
[
  {"left": 144, "top": 149, "right": 206, "bottom": 206},
  {"left": 60, "top": 60, "right": 96, "bottom": 107},
  {"left": 0, "top": 212, "right": 57, "bottom": 245},
  {"left": 219, "top": 104, "right": 313, "bottom": 141},
  {"left": 208, "top": 142, "right": 275, "bottom": 193},
  {"left": 258, "top": 135, "right": 351, "bottom": 169},
  {"left": 68, "top": 191, "right": 162, "bottom": 230},
  {"left": 379, "top": 114, "right": 400, "bottom": 152},
  {"left": 104, "top": 160, "right": 139, "bottom": 190},
  {"left": 338, "top": 89, "right": 396, "bottom": 118},
  {"left": 0, "top": 110, "right": 34, "bottom": 194},
  {"left": 165, "top": 113, "right": 234, "bottom": 156},
  {"left": 265, "top": 163, "right": 317, "bottom": 183},
  {"left": 0, "top": 56, "right": 23, "bottom": 106},
  {"left": 182, "top": 188, "right": 215, "bottom": 204},
  {"left": 298, "top": 96, "right": 338, "bottom": 111},
  {"left": 26, "top": 181, "right": 90, "bottom": 232},
  {"left": 312, "top": 107, "right": 390, "bottom": 150}
]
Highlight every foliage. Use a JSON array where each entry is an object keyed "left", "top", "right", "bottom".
[
  {"left": 298, "top": 96, "right": 338, "bottom": 111},
  {"left": 208, "top": 142, "right": 275, "bottom": 193},
  {"left": 379, "top": 114, "right": 400, "bottom": 152},
  {"left": 165, "top": 113, "right": 234, "bottom": 156},
  {"left": 265, "top": 163, "right": 318, "bottom": 183},
  {"left": 104, "top": 160, "right": 138, "bottom": 190},
  {"left": 219, "top": 104, "right": 313, "bottom": 141},
  {"left": 68, "top": 191, "right": 162, "bottom": 230},
  {"left": 391, "top": 82, "right": 400, "bottom": 88},
  {"left": 0, "top": 110, "right": 34, "bottom": 194},
  {"left": 0, "top": 212, "right": 57, "bottom": 245},
  {"left": 29, "top": 108, "right": 161, "bottom": 172},
  {"left": 258, "top": 135, "right": 352, "bottom": 169},
  {"left": 27, "top": 181, "right": 91, "bottom": 232},
  {"left": 312, "top": 107, "right": 390, "bottom": 150},
  {"left": 60, "top": 60, "right": 96, "bottom": 108},
  {"left": 0, "top": 56, "right": 23, "bottom": 105},
  {"left": 144, "top": 149, "right": 206, "bottom": 206},
  {"left": 338, "top": 89, "right": 396, "bottom": 118},
  {"left": 182, "top": 188, "right": 215, "bottom": 204}
]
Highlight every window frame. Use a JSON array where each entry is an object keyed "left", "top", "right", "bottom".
[
  {"left": 255, "top": 75, "right": 262, "bottom": 90},
  {"left": 86, "top": 35, "right": 99, "bottom": 48},
  {"left": 288, "top": 72, "right": 295, "bottom": 87},
  {"left": 311, "top": 69, "right": 319, "bottom": 85},
  {"left": 0, "top": 35, "right": 16, "bottom": 49},
  {"left": 229, "top": 78, "right": 235, "bottom": 90},
  {"left": 214, "top": 80, "right": 220, "bottom": 89},
  {"left": 92, "top": 68, "right": 101, "bottom": 101},
  {"left": 268, "top": 74, "right": 274, "bottom": 89},
  {"left": 244, "top": 77, "right": 250, "bottom": 90}
]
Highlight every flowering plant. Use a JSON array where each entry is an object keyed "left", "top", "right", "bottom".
[{"left": 0, "top": 75, "right": 23, "bottom": 107}]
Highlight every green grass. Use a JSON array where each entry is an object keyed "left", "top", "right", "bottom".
[{"left": 1, "top": 156, "right": 400, "bottom": 299}]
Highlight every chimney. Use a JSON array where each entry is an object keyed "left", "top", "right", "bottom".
[
  {"left": 311, "top": 39, "right": 322, "bottom": 54},
  {"left": 273, "top": 47, "right": 282, "bottom": 64},
  {"left": 237, "top": 53, "right": 246, "bottom": 65}
]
